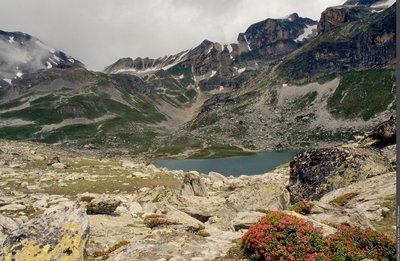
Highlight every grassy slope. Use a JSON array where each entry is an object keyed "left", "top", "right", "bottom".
[{"left": 327, "top": 69, "right": 395, "bottom": 120}]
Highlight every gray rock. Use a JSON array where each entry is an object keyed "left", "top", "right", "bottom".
[
  {"left": 32, "top": 199, "right": 48, "bottom": 210},
  {"left": 0, "top": 204, "right": 26, "bottom": 211},
  {"left": 231, "top": 211, "right": 265, "bottom": 230},
  {"left": 52, "top": 163, "right": 67, "bottom": 169},
  {"left": 2, "top": 205, "right": 89, "bottom": 260},
  {"left": 87, "top": 198, "right": 121, "bottom": 215},
  {"left": 129, "top": 202, "right": 143, "bottom": 216},
  {"left": 227, "top": 183, "right": 289, "bottom": 212},
  {"left": 180, "top": 173, "right": 208, "bottom": 197},
  {"left": 163, "top": 206, "right": 204, "bottom": 228},
  {"left": 0, "top": 214, "right": 18, "bottom": 232}
]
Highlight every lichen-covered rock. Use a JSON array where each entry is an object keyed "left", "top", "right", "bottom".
[
  {"left": 86, "top": 198, "right": 121, "bottom": 215},
  {"left": 180, "top": 173, "right": 208, "bottom": 197},
  {"left": 289, "top": 146, "right": 393, "bottom": 203},
  {"left": 1, "top": 205, "right": 89, "bottom": 261},
  {"left": 227, "top": 183, "right": 290, "bottom": 212}
]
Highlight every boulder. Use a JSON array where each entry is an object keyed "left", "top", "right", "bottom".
[
  {"left": 289, "top": 146, "right": 392, "bottom": 203},
  {"left": 1, "top": 205, "right": 89, "bottom": 260},
  {"left": 129, "top": 202, "right": 143, "bottom": 216},
  {"left": 180, "top": 173, "right": 208, "bottom": 197},
  {"left": 86, "top": 198, "right": 121, "bottom": 215},
  {"left": 163, "top": 206, "right": 204, "bottom": 228},
  {"left": 368, "top": 115, "right": 396, "bottom": 147},
  {"left": 227, "top": 183, "right": 289, "bottom": 212},
  {"left": 231, "top": 211, "right": 265, "bottom": 230}
]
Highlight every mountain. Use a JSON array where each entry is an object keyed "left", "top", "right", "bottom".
[
  {"left": 185, "top": 3, "right": 396, "bottom": 154},
  {"left": 277, "top": 3, "right": 396, "bottom": 82},
  {"left": 0, "top": 30, "right": 84, "bottom": 84},
  {"left": 0, "top": 2, "right": 396, "bottom": 158},
  {"left": 237, "top": 13, "right": 318, "bottom": 61}
]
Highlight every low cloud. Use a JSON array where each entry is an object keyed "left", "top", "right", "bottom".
[{"left": 0, "top": 0, "right": 344, "bottom": 70}]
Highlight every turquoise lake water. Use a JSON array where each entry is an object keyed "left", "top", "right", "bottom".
[{"left": 153, "top": 151, "right": 299, "bottom": 177}]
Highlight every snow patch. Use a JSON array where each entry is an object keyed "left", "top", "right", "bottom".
[
  {"left": 227, "top": 44, "right": 233, "bottom": 53},
  {"left": 210, "top": 70, "right": 217, "bottom": 78},
  {"left": 114, "top": 68, "right": 138, "bottom": 74},
  {"left": 371, "top": 0, "right": 396, "bottom": 8},
  {"left": 52, "top": 55, "right": 61, "bottom": 62},
  {"left": 68, "top": 58, "right": 75, "bottom": 63},
  {"left": 238, "top": 68, "right": 246, "bottom": 74},
  {"left": 46, "top": 61, "right": 53, "bottom": 69},
  {"left": 49, "top": 57, "right": 57, "bottom": 64},
  {"left": 3, "top": 79, "right": 12, "bottom": 84},
  {"left": 244, "top": 35, "right": 252, "bottom": 51},
  {"left": 179, "top": 74, "right": 184, "bottom": 79},
  {"left": 16, "top": 72, "right": 23, "bottom": 78},
  {"left": 206, "top": 46, "right": 213, "bottom": 54},
  {"left": 8, "top": 36, "right": 14, "bottom": 44},
  {"left": 295, "top": 24, "right": 318, "bottom": 42}
]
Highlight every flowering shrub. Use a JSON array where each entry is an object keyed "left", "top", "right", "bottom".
[
  {"left": 325, "top": 225, "right": 396, "bottom": 261},
  {"left": 144, "top": 214, "right": 168, "bottom": 228},
  {"left": 241, "top": 211, "right": 326, "bottom": 260},
  {"left": 241, "top": 211, "right": 396, "bottom": 261},
  {"left": 290, "top": 200, "right": 314, "bottom": 215},
  {"left": 187, "top": 225, "right": 211, "bottom": 237}
]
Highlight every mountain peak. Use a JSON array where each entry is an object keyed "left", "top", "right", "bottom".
[{"left": 0, "top": 29, "right": 84, "bottom": 81}]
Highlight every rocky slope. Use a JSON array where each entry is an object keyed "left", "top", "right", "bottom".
[{"left": 0, "top": 117, "right": 396, "bottom": 260}]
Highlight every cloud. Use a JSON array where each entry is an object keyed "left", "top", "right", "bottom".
[{"left": 0, "top": 0, "right": 344, "bottom": 70}]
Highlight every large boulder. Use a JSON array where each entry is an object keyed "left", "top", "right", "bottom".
[
  {"left": 180, "top": 173, "right": 208, "bottom": 197},
  {"left": 1, "top": 205, "right": 89, "bottom": 261},
  {"left": 367, "top": 115, "right": 396, "bottom": 147},
  {"left": 86, "top": 198, "right": 121, "bottom": 215},
  {"left": 227, "top": 183, "right": 290, "bottom": 212},
  {"left": 289, "top": 146, "right": 393, "bottom": 203}
]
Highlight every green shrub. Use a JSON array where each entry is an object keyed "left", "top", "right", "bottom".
[
  {"left": 144, "top": 214, "right": 168, "bottom": 228},
  {"left": 329, "top": 192, "right": 358, "bottom": 206},
  {"left": 326, "top": 225, "right": 396, "bottom": 261},
  {"left": 290, "top": 200, "right": 314, "bottom": 215}
]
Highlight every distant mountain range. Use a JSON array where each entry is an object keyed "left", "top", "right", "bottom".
[{"left": 0, "top": 0, "right": 396, "bottom": 158}]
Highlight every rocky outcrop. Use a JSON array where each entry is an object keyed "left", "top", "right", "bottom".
[
  {"left": 317, "top": 6, "right": 372, "bottom": 34},
  {"left": 1, "top": 205, "right": 89, "bottom": 261},
  {"left": 180, "top": 173, "right": 208, "bottom": 197},
  {"left": 86, "top": 198, "right": 121, "bottom": 215},
  {"left": 227, "top": 183, "right": 289, "bottom": 212},
  {"left": 238, "top": 13, "right": 317, "bottom": 61},
  {"left": 277, "top": 4, "right": 396, "bottom": 82},
  {"left": 366, "top": 115, "right": 396, "bottom": 146},
  {"left": 289, "top": 146, "right": 392, "bottom": 203}
]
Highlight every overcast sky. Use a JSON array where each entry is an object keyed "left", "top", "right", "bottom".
[{"left": 0, "top": 0, "right": 343, "bottom": 70}]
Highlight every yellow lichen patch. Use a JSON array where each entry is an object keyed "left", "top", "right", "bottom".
[{"left": 3, "top": 229, "right": 87, "bottom": 261}]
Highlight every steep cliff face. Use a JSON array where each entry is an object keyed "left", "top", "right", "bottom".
[
  {"left": 317, "top": 6, "right": 372, "bottom": 34},
  {"left": 277, "top": 4, "right": 396, "bottom": 82},
  {"left": 237, "top": 13, "right": 318, "bottom": 61}
]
